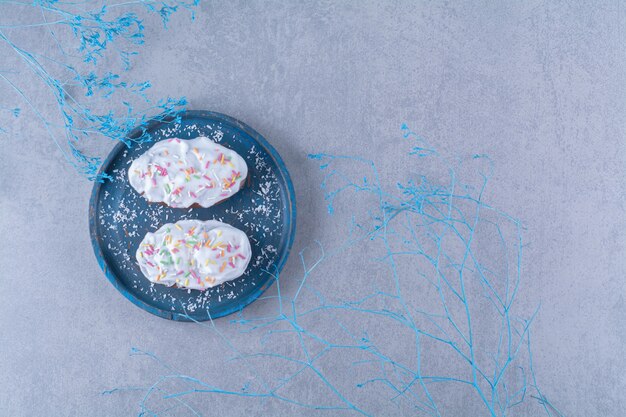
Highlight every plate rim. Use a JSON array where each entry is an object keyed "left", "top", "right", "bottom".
[{"left": 88, "top": 110, "right": 297, "bottom": 321}]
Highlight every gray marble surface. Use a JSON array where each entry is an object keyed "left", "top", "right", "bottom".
[{"left": 0, "top": 1, "right": 625, "bottom": 416}]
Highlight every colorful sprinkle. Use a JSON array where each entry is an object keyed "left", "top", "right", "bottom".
[{"left": 155, "top": 165, "right": 168, "bottom": 176}]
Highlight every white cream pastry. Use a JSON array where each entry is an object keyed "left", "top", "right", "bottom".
[
  {"left": 128, "top": 137, "right": 248, "bottom": 208},
  {"left": 136, "top": 219, "right": 252, "bottom": 290}
]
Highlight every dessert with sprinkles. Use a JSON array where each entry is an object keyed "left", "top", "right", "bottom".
[
  {"left": 128, "top": 137, "right": 248, "bottom": 208},
  {"left": 136, "top": 219, "right": 252, "bottom": 290}
]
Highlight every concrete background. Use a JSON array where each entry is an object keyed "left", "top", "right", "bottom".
[{"left": 0, "top": 1, "right": 625, "bottom": 416}]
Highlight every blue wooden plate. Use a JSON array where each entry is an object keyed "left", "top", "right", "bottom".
[{"left": 89, "top": 110, "right": 296, "bottom": 321}]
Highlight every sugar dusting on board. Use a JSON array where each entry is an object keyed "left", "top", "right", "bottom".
[{"left": 95, "top": 119, "right": 289, "bottom": 317}]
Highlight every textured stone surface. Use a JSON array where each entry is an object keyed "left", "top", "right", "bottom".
[{"left": 0, "top": 1, "right": 624, "bottom": 415}]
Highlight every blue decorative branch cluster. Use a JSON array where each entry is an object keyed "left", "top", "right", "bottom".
[
  {"left": 0, "top": 0, "right": 198, "bottom": 180},
  {"left": 106, "top": 126, "right": 563, "bottom": 417}
]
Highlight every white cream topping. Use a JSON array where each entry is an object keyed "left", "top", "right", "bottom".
[
  {"left": 136, "top": 219, "right": 252, "bottom": 290},
  {"left": 128, "top": 137, "right": 248, "bottom": 208}
]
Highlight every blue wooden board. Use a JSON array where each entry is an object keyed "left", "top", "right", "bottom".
[{"left": 89, "top": 111, "right": 296, "bottom": 321}]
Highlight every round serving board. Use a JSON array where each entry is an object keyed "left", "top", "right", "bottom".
[{"left": 89, "top": 111, "right": 296, "bottom": 321}]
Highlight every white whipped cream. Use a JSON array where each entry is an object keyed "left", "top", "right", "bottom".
[
  {"left": 136, "top": 219, "right": 252, "bottom": 290},
  {"left": 128, "top": 137, "right": 248, "bottom": 208}
]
